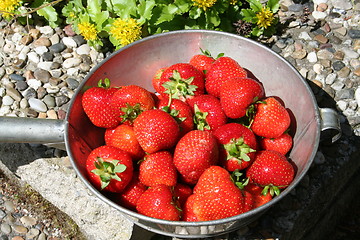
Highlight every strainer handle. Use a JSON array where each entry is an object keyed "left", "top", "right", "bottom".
[
  {"left": 319, "top": 108, "right": 341, "bottom": 143},
  {"left": 0, "top": 116, "right": 65, "bottom": 147}
]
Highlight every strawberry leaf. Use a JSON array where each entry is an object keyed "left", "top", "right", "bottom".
[
  {"left": 91, "top": 158, "right": 127, "bottom": 190},
  {"left": 120, "top": 103, "right": 143, "bottom": 124},
  {"left": 224, "top": 137, "right": 256, "bottom": 162},
  {"left": 163, "top": 70, "right": 198, "bottom": 100},
  {"left": 193, "top": 104, "right": 210, "bottom": 131}
]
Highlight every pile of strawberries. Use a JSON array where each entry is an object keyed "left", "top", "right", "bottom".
[{"left": 81, "top": 50, "right": 296, "bottom": 222}]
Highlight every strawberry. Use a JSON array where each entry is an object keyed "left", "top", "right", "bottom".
[
  {"left": 189, "top": 49, "right": 215, "bottom": 72},
  {"left": 111, "top": 85, "right": 155, "bottom": 125},
  {"left": 173, "top": 130, "right": 219, "bottom": 185},
  {"left": 219, "top": 77, "right": 265, "bottom": 119},
  {"left": 182, "top": 194, "right": 199, "bottom": 221},
  {"left": 205, "top": 56, "right": 247, "bottom": 98},
  {"left": 189, "top": 166, "right": 245, "bottom": 221},
  {"left": 213, "top": 123, "right": 258, "bottom": 171},
  {"left": 111, "top": 172, "right": 147, "bottom": 210},
  {"left": 152, "top": 67, "right": 167, "bottom": 93},
  {"left": 259, "top": 132, "right": 293, "bottom": 155},
  {"left": 86, "top": 145, "right": 133, "bottom": 193},
  {"left": 187, "top": 94, "right": 227, "bottom": 132},
  {"left": 82, "top": 78, "right": 120, "bottom": 128},
  {"left": 250, "top": 97, "right": 291, "bottom": 139},
  {"left": 104, "top": 126, "right": 116, "bottom": 145},
  {"left": 244, "top": 183, "right": 272, "bottom": 209},
  {"left": 157, "top": 63, "right": 205, "bottom": 101},
  {"left": 157, "top": 96, "right": 194, "bottom": 137},
  {"left": 139, "top": 151, "right": 177, "bottom": 187},
  {"left": 106, "top": 124, "right": 145, "bottom": 160},
  {"left": 136, "top": 184, "right": 181, "bottom": 221},
  {"left": 246, "top": 150, "right": 295, "bottom": 195},
  {"left": 174, "top": 183, "right": 193, "bottom": 208},
  {"left": 133, "top": 109, "right": 180, "bottom": 153}
]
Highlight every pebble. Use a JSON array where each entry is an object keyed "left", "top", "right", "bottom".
[
  {"left": 62, "top": 37, "right": 77, "bottom": 48},
  {"left": 28, "top": 98, "right": 47, "bottom": 112},
  {"left": 49, "top": 42, "right": 66, "bottom": 53}
]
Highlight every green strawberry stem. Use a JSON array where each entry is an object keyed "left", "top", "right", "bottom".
[
  {"left": 231, "top": 170, "right": 249, "bottom": 190},
  {"left": 193, "top": 104, "right": 210, "bottom": 131},
  {"left": 97, "top": 78, "right": 111, "bottom": 89},
  {"left": 91, "top": 158, "right": 127, "bottom": 190},
  {"left": 262, "top": 184, "right": 282, "bottom": 197},
  {"left": 120, "top": 103, "right": 143, "bottom": 124},
  {"left": 163, "top": 70, "right": 198, "bottom": 100},
  {"left": 224, "top": 137, "right": 256, "bottom": 162}
]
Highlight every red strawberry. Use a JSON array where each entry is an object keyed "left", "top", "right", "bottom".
[
  {"left": 173, "top": 130, "right": 219, "bottom": 185},
  {"left": 244, "top": 183, "right": 272, "bottom": 209},
  {"left": 139, "top": 151, "right": 177, "bottom": 187},
  {"left": 136, "top": 184, "right": 181, "bottom": 221},
  {"left": 133, "top": 109, "right": 180, "bottom": 153},
  {"left": 182, "top": 194, "right": 199, "bottom": 221},
  {"left": 189, "top": 166, "right": 245, "bottom": 221},
  {"left": 187, "top": 94, "right": 227, "bottom": 132},
  {"left": 246, "top": 150, "right": 295, "bottom": 195},
  {"left": 174, "top": 183, "right": 193, "bottom": 208},
  {"left": 205, "top": 56, "right": 247, "bottom": 98},
  {"left": 82, "top": 78, "right": 120, "bottom": 128},
  {"left": 259, "top": 132, "right": 293, "bottom": 155},
  {"left": 111, "top": 85, "right": 155, "bottom": 125},
  {"left": 219, "top": 77, "right": 265, "bottom": 119},
  {"left": 157, "top": 96, "right": 194, "bottom": 136},
  {"left": 104, "top": 126, "right": 117, "bottom": 145},
  {"left": 157, "top": 63, "right": 205, "bottom": 101},
  {"left": 152, "top": 67, "right": 167, "bottom": 93},
  {"left": 213, "top": 123, "right": 258, "bottom": 171},
  {"left": 242, "top": 189, "right": 254, "bottom": 213},
  {"left": 111, "top": 172, "right": 147, "bottom": 210},
  {"left": 86, "top": 145, "right": 133, "bottom": 193},
  {"left": 106, "top": 124, "right": 145, "bottom": 160},
  {"left": 250, "top": 97, "right": 291, "bottom": 139},
  {"left": 189, "top": 49, "right": 215, "bottom": 72}
]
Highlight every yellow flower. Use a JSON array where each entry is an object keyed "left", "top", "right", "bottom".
[
  {"left": 78, "top": 22, "right": 98, "bottom": 41},
  {"left": 0, "top": 0, "right": 21, "bottom": 18},
  {"left": 192, "top": 0, "right": 217, "bottom": 11},
  {"left": 256, "top": 7, "right": 275, "bottom": 29},
  {"left": 229, "top": 0, "right": 238, "bottom": 5},
  {"left": 109, "top": 18, "right": 142, "bottom": 46}
]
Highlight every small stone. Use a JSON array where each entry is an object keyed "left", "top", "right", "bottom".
[
  {"left": 37, "top": 61, "right": 53, "bottom": 71},
  {"left": 20, "top": 98, "right": 28, "bottom": 109},
  {"left": 79, "top": 63, "right": 91, "bottom": 72},
  {"left": 76, "top": 44, "right": 91, "bottom": 55},
  {"left": 27, "top": 52, "right": 40, "bottom": 64},
  {"left": 42, "top": 52, "right": 54, "bottom": 61},
  {"left": 336, "top": 88, "right": 355, "bottom": 100},
  {"left": 342, "top": 48, "right": 359, "bottom": 59},
  {"left": 333, "top": 51, "right": 345, "bottom": 60},
  {"left": 34, "top": 46, "right": 48, "bottom": 55},
  {"left": 325, "top": 73, "right": 337, "bottom": 85},
  {"left": 348, "top": 29, "right": 360, "bottom": 39},
  {"left": 314, "top": 34, "right": 328, "bottom": 44},
  {"left": 23, "top": 88, "right": 37, "bottom": 100},
  {"left": 12, "top": 58, "right": 26, "bottom": 69},
  {"left": 291, "top": 49, "right": 307, "bottom": 59},
  {"left": 39, "top": 26, "right": 54, "bottom": 35},
  {"left": 26, "top": 228, "right": 40, "bottom": 239},
  {"left": 336, "top": 100, "right": 347, "bottom": 111},
  {"left": 20, "top": 216, "right": 37, "bottom": 227},
  {"left": 28, "top": 98, "right": 47, "bottom": 112},
  {"left": 33, "top": 37, "right": 51, "bottom": 48},
  {"left": 49, "top": 42, "right": 66, "bottom": 53},
  {"left": 62, "top": 37, "right": 77, "bottom": 48},
  {"left": 353, "top": 40, "right": 360, "bottom": 51},
  {"left": 29, "top": 29, "right": 41, "bottom": 39},
  {"left": 49, "top": 34, "right": 60, "bottom": 45},
  {"left": 317, "top": 3, "right": 328, "bottom": 11},
  {"left": 331, "top": 81, "right": 345, "bottom": 91},
  {"left": 0, "top": 223, "right": 11, "bottom": 235},
  {"left": 57, "top": 109, "right": 67, "bottom": 119},
  {"left": 3, "top": 42, "right": 15, "bottom": 53},
  {"left": 73, "top": 35, "right": 86, "bottom": 46},
  {"left": 5, "top": 87, "right": 22, "bottom": 102},
  {"left": 337, "top": 67, "right": 350, "bottom": 78},
  {"left": 42, "top": 95, "right": 56, "bottom": 108},
  {"left": 317, "top": 49, "right": 333, "bottom": 60},
  {"left": 20, "top": 35, "right": 33, "bottom": 45},
  {"left": 63, "top": 57, "right": 82, "bottom": 69},
  {"left": 47, "top": 109, "right": 58, "bottom": 119},
  {"left": 63, "top": 24, "right": 76, "bottom": 36},
  {"left": 334, "top": 27, "right": 347, "bottom": 36},
  {"left": 9, "top": 73, "right": 25, "bottom": 82},
  {"left": 0, "top": 209, "right": 6, "bottom": 219},
  {"left": 312, "top": 80, "right": 323, "bottom": 88},
  {"left": 312, "top": 11, "right": 327, "bottom": 21},
  {"left": 27, "top": 79, "right": 42, "bottom": 90},
  {"left": 298, "top": 31, "right": 312, "bottom": 41},
  {"left": 66, "top": 78, "right": 79, "bottom": 90},
  {"left": 12, "top": 225, "right": 28, "bottom": 234},
  {"left": 38, "top": 112, "right": 47, "bottom": 118},
  {"left": 2, "top": 96, "right": 14, "bottom": 106},
  {"left": 55, "top": 95, "right": 70, "bottom": 107},
  {"left": 332, "top": 61, "right": 345, "bottom": 71},
  {"left": 12, "top": 236, "right": 25, "bottom": 240},
  {"left": 37, "top": 87, "right": 47, "bottom": 99},
  {"left": 354, "top": 67, "right": 360, "bottom": 77},
  {"left": 307, "top": 51, "right": 318, "bottom": 63},
  {"left": 332, "top": 0, "right": 353, "bottom": 10},
  {"left": 37, "top": 233, "right": 46, "bottom": 240},
  {"left": 24, "top": 70, "right": 35, "bottom": 81},
  {"left": 34, "top": 69, "right": 51, "bottom": 83}
]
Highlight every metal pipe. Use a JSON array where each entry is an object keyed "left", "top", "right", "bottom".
[{"left": 0, "top": 117, "right": 65, "bottom": 144}]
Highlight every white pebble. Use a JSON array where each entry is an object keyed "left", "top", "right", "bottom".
[
  {"left": 34, "top": 46, "right": 48, "bottom": 55},
  {"left": 76, "top": 44, "right": 91, "bottom": 55},
  {"left": 28, "top": 98, "right": 47, "bottom": 112},
  {"left": 307, "top": 51, "right": 318, "bottom": 63},
  {"left": 2, "top": 95, "right": 14, "bottom": 106},
  {"left": 27, "top": 52, "right": 40, "bottom": 64},
  {"left": 313, "top": 63, "right": 324, "bottom": 74},
  {"left": 299, "top": 32, "right": 312, "bottom": 41},
  {"left": 67, "top": 68, "right": 79, "bottom": 76},
  {"left": 11, "top": 32, "right": 23, "bottom": 43},
  {"left": 325, "top": 73, "right": 337, "bottom": 85},
  {"left": 312, "top": 11, "right": 327, "bottom": 20},
  {"left": 38, "top": 26, "right": 54, "bottom": 35},
  {"left": 0, "top": 106, "right": 11, "bottom": 116},
  {"left": 37, "top": 61, "right": 53, "bottom": 71},
  {"left": 20, "top": 98, "right": 28, "bottom": 109},
  {"left": 355, "top": 87, "right": 360, "bottom": 108},
  {"left": 336, "top": 100, "right": 348, "bottom": 111},
  {"left": 63, "top": 57, "right": 82, "bottom": 69},
  {"left": 0, "top": 87, "right": 6, "bottom": 97},
  {"left": 62, "top": 37, "right": 77, "bottom": 48},
  {"left": 27, "top": 79, "right": 42, "bottom": 90},
  {"left": 331, "top": 81, "right": 345, "bottom": 91}
]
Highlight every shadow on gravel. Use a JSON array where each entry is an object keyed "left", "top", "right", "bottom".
[{"left": 0, "top": 143, "right": 61, "bottom": 173}]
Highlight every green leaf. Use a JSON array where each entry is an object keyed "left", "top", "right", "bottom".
[
  {"left": 251, "top": 26, "right": 263, "bottom": 37},
  {"left": 241, "top": 9, "right": 256, "bottom": 23},
  {"left": 205, "top": 9, "right": 220, "bottom": 27},
  {"left": 93, "top": 11, "right": 110, "bottom": 30},
  {"left": 267, "top": 0, "right": 280, "bottom": 13},
  {"left": 173, "top": 0, "right": 191, "bottom": 13},
  {"left": 112, "top": 0, "right": 137, "bottom": 17},
  {"left": 247, "top": 0, "right": 263, "bottom": 12},
  {"left": 155, "top": 4, "right": 181, "bottom": 24},
  {"left": 37, "top": 5, "right": 58, "bottom": 23},
  {"left": 87, "top": 0, "right": 102, "bottom": 19},
  {"left": 138, "top": 0, "right": 156, "bottom": 21},
  {"left": 189, "top": 6, "right": 202, "bottom": 19}
]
